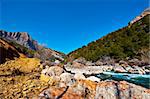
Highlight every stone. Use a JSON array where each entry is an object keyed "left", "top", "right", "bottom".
[
  {"left": 101, "top": 56, "right": 115, "bottom": 66},
  {"left": 125, "top": 66, "right": 133, "bottom": 72},
  {"left": 113, "top": 66, "right": 127, "bottom": 73},
  {"left": 86, "top": 76, "right": 100, "bottom": 82},
  {"left": 128, "top": 58, "right": 141, "bottom": 66},
  {"left": 74, "top": 73, "right": 86, "bottom": 80},
  {"left": 85, "top": 61, "right": 95, "bottom": 66},
  {"left": 95, "top": 81, "right": 150, "bottom": 99},
  {"left": 64, "top": 65, "right": 113, "bottom": 75},
  {"left": 41, "top": 65, "right": 49, "bottom": 74},
  {"left": 46, "top": 66, "right": 64, "bottom": 76},
  {"left": 95, "top": 60, "right": 103, "bottom": 66},
  {"left": 40, "top": 74, "right": 52, "bottom": 83},
  {"left": 39, "top": 86, "right": 83, "bottom": 99},
  {"left": 72, "top": 61, "right": 84, "bottom": 67},
  {"left": 60, "top": 73, "right": 75, "bottom": 86},
  {"left": 73, "top": 57, "right": 87, "bottom": 65},
  {"left": 55, "top": 60, "right": 60, "bottom": 64},
  {"left": 95, "top": 81, "right": 118, "bottom": 99},
  {"left": 132, "top": 66, "right": 146, "bottom": 74},
  {"left": 119, "top": 60, "right": 128, "bottom": 66}
]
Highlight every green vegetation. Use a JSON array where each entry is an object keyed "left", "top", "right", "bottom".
[{"left": 69, "top": 15, "right": 150, "bottom": 62}]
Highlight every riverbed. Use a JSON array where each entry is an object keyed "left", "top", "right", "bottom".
[{"left": 97, "top": 72, "right": 150, "bottom": 88}]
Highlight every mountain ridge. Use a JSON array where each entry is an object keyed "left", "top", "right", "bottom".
[
  {"left": 0, "top": 30, "right": 66, "bottom": 63},
  {"left": 0, "top": 30, "right": 39, "bottom": 50}
]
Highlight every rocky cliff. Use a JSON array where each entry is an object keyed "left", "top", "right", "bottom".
[
  {"left": 130, "top": 8, "right": 150, "bottom": 24},
  {"left": 0, "top": 30, "right": 38, "bottom": 50}
]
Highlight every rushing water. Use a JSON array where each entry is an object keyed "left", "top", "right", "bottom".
[{"left": 97, "top": 72, "right": 150, "bottom": 88}]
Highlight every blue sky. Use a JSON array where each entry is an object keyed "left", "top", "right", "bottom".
[{"left": 1, "top": 0, "right": 149, "bottom": 54}]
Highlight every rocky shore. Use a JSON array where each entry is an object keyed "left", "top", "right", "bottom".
[
  {"left": 38, "top": 80, "right": 150, "bottom": 99},
  {"left": 0, "top": 57, "right": 150, "bottom": 98}
]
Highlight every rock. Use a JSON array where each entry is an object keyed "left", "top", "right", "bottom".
[
  {"left": 125, "top": 66, "right": 134, "bottom": 72},
  {"left": 100, "top": 56, "right": 115, "bottom": 66},
  {"left": 95, "top": 60, "right": 103, "bottom": 66},
  {"left": 128, "top": 58, "right": 141, "bottom": 66},
  {"left": 95, "top": 81, "right": 118, "bottom": 99},
  {"left": 40, "top": 74, "right": 52, "bottom": 83},
  {"left": 113, "top": 65, "right": 127, "bottom": 73},
  {"left": 40, "top": 73, "right": 60, "bottom": 86},
  {"left": 60, "top": 73, "right": 75, "bottom": 86},
  {"left": 39, "top": 86, "right": 83, "bottom": 99},
  {"left": 95, "top": 81, "right": 150, "bottom": 99},
  {"left": 64, "top": 65, "right": 113, "bottom": 75},
  {"left": 41, "top": 65, "right": 49, "bottom": 74},
  {"left": 46, "top": 66, "right": 64, "bottom": 76},
  {"left": 72, "top": 61, "right": 84, "bottom": 67},
  {"left": 119, "top": 60, "right": 128, "bottom": 67},
  {"left": 119, "top": 81, "right": 150, "bottom": 99},
  {"left": 132, "top": 66, "right": 146, "bottom": 74},
  {"left": 86, "top": 76, "right": 100, "bottom": 82},
  {"left": 124, "top": 65, "right": 146, "bottom": 74},
  {"left": 55, "top": 60, "right": 60, "bottom": 64},
  {"left": 85, "top": 61, "right": 95, "bottom": 66},
  {"left": 73, "top": 57, "right": 87, "bottom": 65},
  {"left": 145, "top": 69, "right": 150, "bottom": 74},
  {"left": 0, "top": 30, "right": 38, "bottom": 50},
  {"left": 74, "top": 73, "right": 86, "bottom": 80}
]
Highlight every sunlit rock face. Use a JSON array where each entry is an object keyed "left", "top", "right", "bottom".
[{"left": 130, "top": 8, "right": 150, "bottom": 24}]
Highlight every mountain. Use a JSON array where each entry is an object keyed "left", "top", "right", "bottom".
[
  {"left": 0, "top": 30, "right": 65, "bottom": 62},
  {"left": 0, "top": 30, "right": 38, "bottom": 50},
  {"left": 68, "top": 10, "right": 150, "bottom": 62}
]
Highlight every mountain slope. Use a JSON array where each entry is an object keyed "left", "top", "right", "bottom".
[
  {"left": 0, "top": 31, "right": 66, "bottom": 62},
  {"left": 0, "top": 30, "right": 38, "bottom": 50},
  {"left": 69, "top": 14, "right": 150, "bottom": 62},
  {"left": 0, "top": 38, "right": 26, "bottom": 64}
]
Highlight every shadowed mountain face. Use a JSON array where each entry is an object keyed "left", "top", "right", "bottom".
[
  {"left": 0, "top": 39, "right": 21, "bottom": 64},
  {"left": 68, "top": 14, "right": 150, "bottom": 62}
]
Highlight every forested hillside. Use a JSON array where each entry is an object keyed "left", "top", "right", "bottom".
[{"left": 69, "top": 15, "right": 150, "bottom": 62}]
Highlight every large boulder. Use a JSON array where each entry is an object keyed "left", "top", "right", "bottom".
[
  {"left": 46, "top": 66, "right": 64, "bottom": 76},
  {"left": 113, "top": 65, "right": 127, "bottom": 73},
  {"left": 95, "top": 81, "right": 150, "bottom": 99},
  {"left": 74, "top": 73, "right": 86, "bottom": 80},
  {"left": 60, "top": 73, "right": 75, "bottom": 86},
  {"left": 95, "top": 81, "right": 118, "bottom": 99}
]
